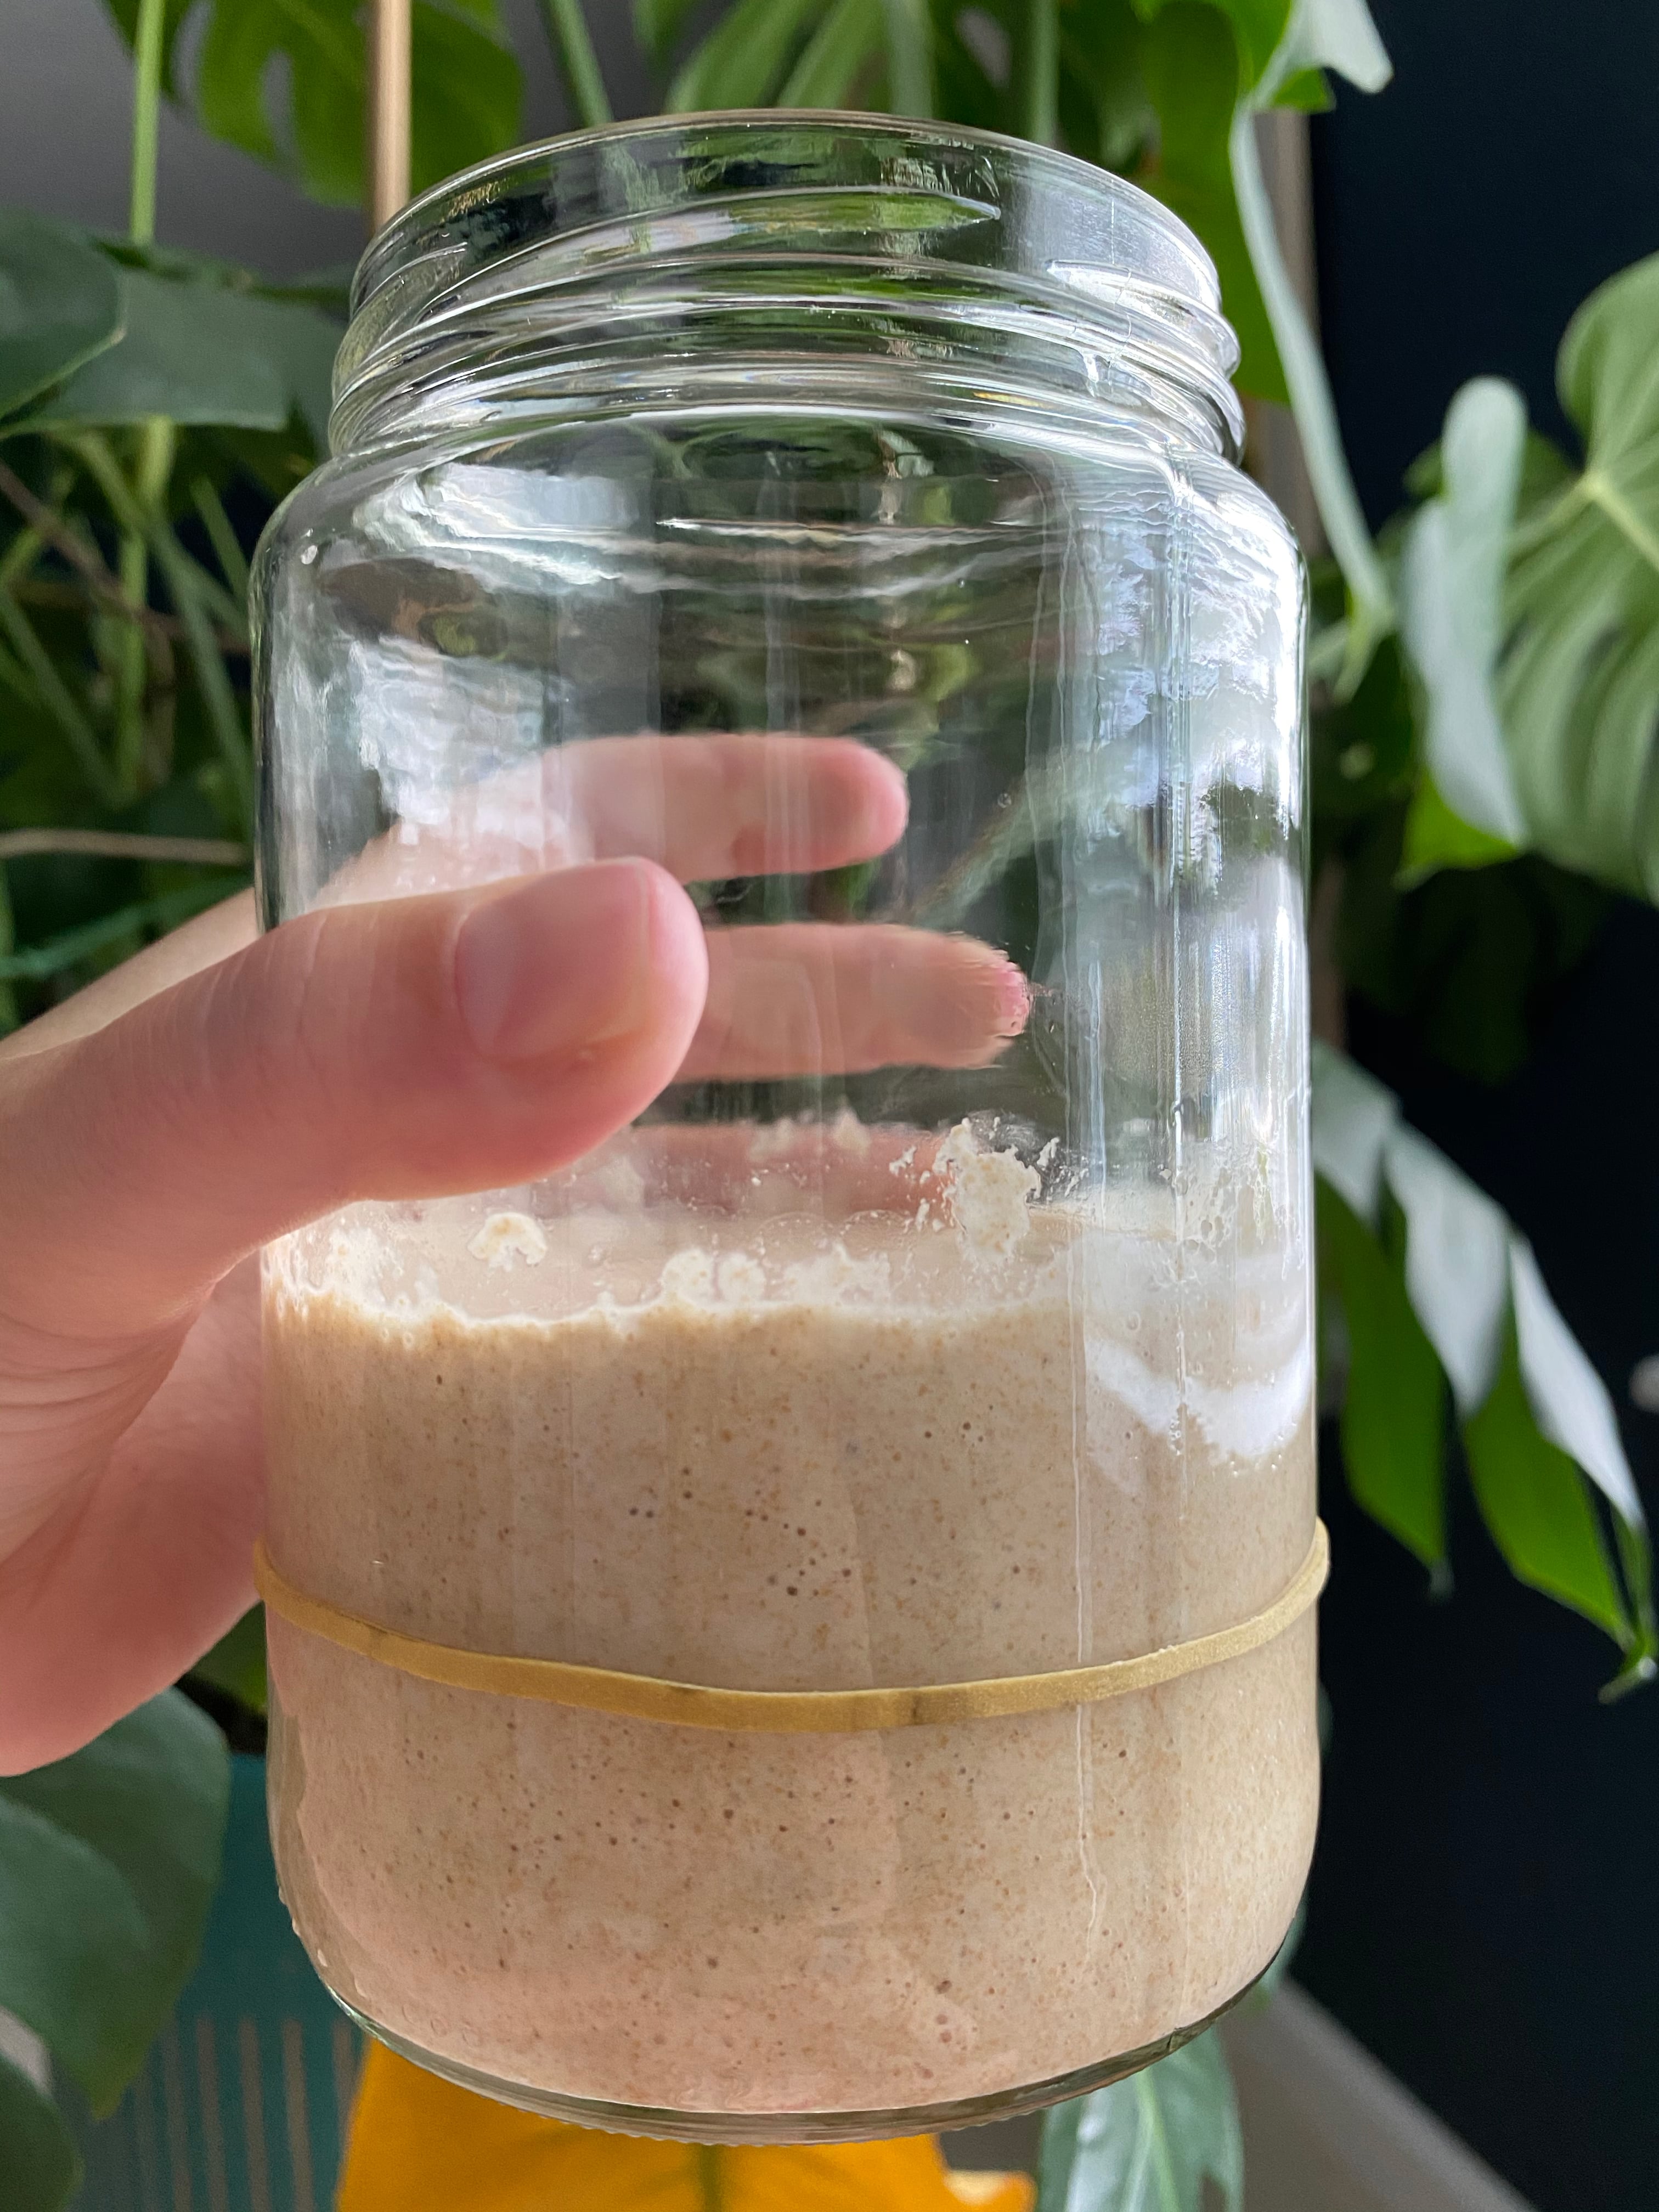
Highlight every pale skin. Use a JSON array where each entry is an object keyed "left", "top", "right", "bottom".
[{"left": 0, "top": 737, "right": 1028, "bottom": 1774}]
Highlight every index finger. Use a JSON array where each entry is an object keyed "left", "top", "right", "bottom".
[
  {"left": 343, "top": 735, "right": 909, "bottom": 904},
  {"left": 563, "top": 732, "right": 909, "bottom": 881}
]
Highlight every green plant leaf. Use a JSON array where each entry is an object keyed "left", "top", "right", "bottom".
[
  {"left": 1338, "top": 831, "right": 1609, "bottom": 1086},
  {"left": 407, "top": 2, "right": 526, "bottom": 198},
  {"left": 105, "top": 0, "right": 522, "bottom": 208},
  {"left": 1398, "top": 376, "right": 1529, "bottom": 854},
  {"left": 1501, "top": 251, "right": 1659, "bottom": 899},
  {"left": 1036, "top": 2033, "right": 1242, "bottom": 2212},
  {"left": 1398, "top": 776, "right": 1519, "bottom": 882},
  {"left": 1137, "top": 4, "right": 1286, "bottom": 402},
  {"left": 1060, "top": 0, "right": 1154, "bottom": 170},
  {"left": 635, "top": 0, "right": 702, "bottom": 66},
  {"left": 0, "top": 2052, "right": 80, "bottom": 2212},
  {"left": 1273, "top": 63, "right": 1332, "bottom": 110},
  {"left": 1465, "top": 1318, "right": 1630, "bottom": 1647},
  {"left": 779, "top": 0, "right": 885, "bottom": 106},
  {"left": 666, "top": 0, "right": 822, "bottom": 110},
  {"left": 0, "top": 1692, "right": 229, "bottom": 2115},
  {"left": 30, "top": 268, "right": 336, "bottom": 439},
  {"left": 932, "top": 4, "right": 1007, "bottom": 134},
  {"left": 189, "top": 1606, "right": 269, "bottom": 1716},
  {"left": 0, "top": 213, "right": 125, "bottom": 420},
  {"left": 1317, "top": 1177, "right": 1448, "bottom": 1571},
  {"left": 1139, "top": 0, "right": 1290, "bottom": 92}
]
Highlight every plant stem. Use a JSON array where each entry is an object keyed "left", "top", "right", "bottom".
[
  {"left": 1230, "top": 107, "right": 1392, "bottom": 689},
  {"left": 881, "top": 0, "right": 934, "bottom": 117},
  {"left": 694, "top": 2146, "right": 725, "bottom": 2212},
  {"left": 0, "top": 640, "right": 33, "bottom": 707},
  {"left": 0, "top": 523, "right": 43, "bottom": 592},
  {"left": 781, "top": 0, "right": 882, "bottom": 106},
  {"left": 0, "top": 865, "right": 20, "bottom": 1030},
  {"left": 128, "top": 0, "right": 168, "bottom": 246},
  {"left": 124, "top": 0, "right": 180, "bottom": 797},
  {"left": 0, "top": 830, "right": 247, "bottom": 866},
  {"left": 1014, "top": 0, "right": 1059, "bottom": 146},
  {"left": 537, "top": 0, "right": 613, "bottom": 128},
  {"left": 0, "top": 854, "right": 18, "bottom": 1026},
  {"left": 115, "top": 418, "right": 177, "bottom": 797},
  {"left": 0, "top": 459, "right": 173, "bottom": 656},
  {"left": 14, "top": 579, "right": 243, "bottom": 655},
  {"left": 0, "top": 879, "right": 241, "bottom": 986},
  {"left": 72, "top": 435, "right": 253, "bottom": 832},
  {"left": 0, "top": 588, "right": 122, "bottom": 806},
  {"left": 191, "top": 477, "right": 251, "bottom": 608}
]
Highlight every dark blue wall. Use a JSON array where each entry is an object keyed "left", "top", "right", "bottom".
[
  {"left": 1300, "top": 6, "right": 1659, "bottom": 2206},
  {"left": 1313, "top": 0, "right": 1659, "bottom": 522}
]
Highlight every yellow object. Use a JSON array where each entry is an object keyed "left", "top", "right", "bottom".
[
  {"left": 337, "top": 2044, "right": 1035, "bottom": 2210},
  {"left": 256, "top": 1519, "right": 1328, "bottom": 1734}
]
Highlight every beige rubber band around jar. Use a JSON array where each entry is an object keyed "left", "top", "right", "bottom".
[{"left": 254, "top": 1521, "right": 1327, "bottom": 1735}]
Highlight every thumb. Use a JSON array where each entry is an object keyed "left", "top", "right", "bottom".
[{"left": 0, "top": 860, "right": 707, "bottom": 1336}]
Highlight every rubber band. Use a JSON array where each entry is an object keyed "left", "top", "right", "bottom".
[{"left": 255, "top": 1520, "right": 1327, "bottom": 1735}]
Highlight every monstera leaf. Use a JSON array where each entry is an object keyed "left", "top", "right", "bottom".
[
  {"left": 1035, "top": 2034, "right": 1242, "bottom": 2212},
  {"left": 0, "top": 213, "right": 123, "bottom": 421},
  {"left": 1500, "top": 253, "right": 1659, "bottom": 899},
  {"left": 1397, "top": 377, "right": 1531, "bottom": 873},
  {"left": 0, "top": 1695, "right": 230, "bottom": 2115},
  {"left": 31, "top": 264, "right": 337, "bottom": 441},
  {"left": 0, "top": 1695, "right": 230, "bottom": 2211},
  {"left": 0, "top": 2051, "right": 78, "bottom": 2212},
  {"left": 1392, "top": 256, "right": 1659, "bottom": 901},
  {"left": 103, "top": 0, "right": 523, "bottom": 207}
]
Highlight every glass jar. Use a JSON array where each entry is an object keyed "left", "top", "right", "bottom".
[{"left": 253, "top": 113, "right": 1316, "bottom": 2144}]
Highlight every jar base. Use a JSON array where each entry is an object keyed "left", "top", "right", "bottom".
[{"left": 331, "top": 1980, "right": 1257, "bottom": 2146}]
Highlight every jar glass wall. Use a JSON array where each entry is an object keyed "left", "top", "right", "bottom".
[{"left": 253, "top": 114, "right": 1315, "bottom": 2142}]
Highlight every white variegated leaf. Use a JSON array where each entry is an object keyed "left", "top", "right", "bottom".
[
  {"left": 1510, "top": 1238, "right": 1644, "bottom": 1528},
  {"left": 1399, "top": 379, "right": 1531, "bottom": 844},
  {"left": 1383, "top": 1124, "right": 1510, "bottom": 1414},
  {"left": 1310, "top": 1040, "right": 1397, "bottom": 1224},
  {"left": 1036, "top": 2034, "right": 1242, "bottom": 2212},
  {"left": 1261, "top": 0, "right": 1392, "bottom": 99}
]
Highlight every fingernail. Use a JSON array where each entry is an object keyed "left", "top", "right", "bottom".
[
  {"left": 970, "top": 947, "right": 1033, "bottom": 1038},
  {"left": 454, "top": 861, "right": 657, "bottom": 1063}
]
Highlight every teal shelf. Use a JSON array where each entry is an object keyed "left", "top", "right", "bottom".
[{"left": 69, "top": 1755, "right": 359, "bottom": 2212}]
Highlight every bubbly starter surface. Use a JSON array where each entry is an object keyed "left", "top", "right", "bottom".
[{"left": 263, "top": 1128, "right": 1318, "bottom": 2118}]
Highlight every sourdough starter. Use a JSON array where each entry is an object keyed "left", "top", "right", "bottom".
[{"left": 263, "top": 1129, "right": 1317, "bottom": 2121}]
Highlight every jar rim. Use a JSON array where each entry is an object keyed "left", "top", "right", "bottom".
[{"left": 337, "top": 110, "right": 1243, "bottom": 454}]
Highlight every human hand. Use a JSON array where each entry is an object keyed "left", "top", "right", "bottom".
[{"left": 0, "top": 735, "right": 1027, "bottom": 1769}]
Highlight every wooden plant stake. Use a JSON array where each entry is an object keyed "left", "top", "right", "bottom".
[{"left": 367, "top": 0, "right": 413, "bottom": 232}]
